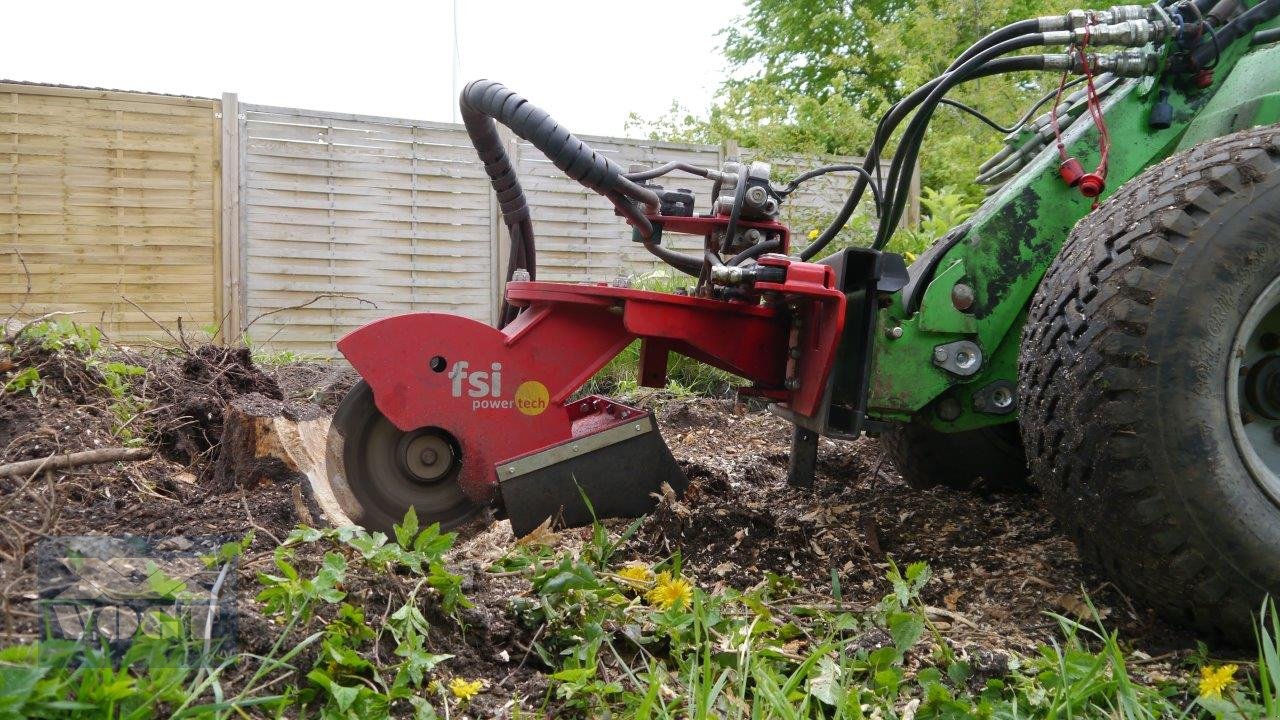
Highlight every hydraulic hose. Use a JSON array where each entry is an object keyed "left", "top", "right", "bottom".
[
  {"left": 948, "top": 19, "right": 1044, "bottom": 71},
  {"left": 1186, "top": 0, "right": 1280, "bottom": 68},
  {"left": 798, "top": 53, "right": 1052, "bottom": 260},
  {"left": 460, "top": 80, "right": 698, "bottom": 322},
  {"left": 875, "top": 36, "right": 1055, "bottom": 249}
]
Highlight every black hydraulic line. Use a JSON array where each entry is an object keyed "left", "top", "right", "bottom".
[
  {"left": 722, "top": 164, "right": 749, "bottom": 254},
  {"left": 947, "top": 19, "right": 1043, "bottom": 71},
  {"left": 1254, "top": 25, "right": 1280, "bottom": 42},
  {"left": 1186, "top": 0, "right": 1280, "bottom": 67},
  {"left": 874, "top": 36, "right": 1057, "bottom": 249},
  {"left": 727, "top": 239, "right": 782, "bottom": 266},
  {"left": 460, "top": 80, "right": 673, "bottom": 324},
  {"left": 798, "top": 53, "right": 1051, "bottom": 260},
  {"left": 622, "top": 162, "right": 714, "bottom": 182},
  {"left": 775, "top": 164, "right": 884, "bottom": 214},
  {"left": 939, "top": 98, "right": 1023, "bottom": 134}
]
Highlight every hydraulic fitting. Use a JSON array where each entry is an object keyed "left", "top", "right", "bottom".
[
  {"left": 1043, "top": 49, "right": 1161, "bottom": 77},
  {"left": 1044, "top": 19, "right": 1172, "bottom": 47}
]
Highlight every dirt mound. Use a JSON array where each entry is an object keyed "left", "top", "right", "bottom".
[{"left": 631, "top": 398, "right": 1194, "bottom": 654}]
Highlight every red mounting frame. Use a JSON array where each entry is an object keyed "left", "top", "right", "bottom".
[{"left": 338, "top": 252, "right": 845, "bottom": 504}]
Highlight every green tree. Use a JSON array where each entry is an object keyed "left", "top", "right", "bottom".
[{"left": 632, "top": 0, "right": 1104, "bottom": 195}]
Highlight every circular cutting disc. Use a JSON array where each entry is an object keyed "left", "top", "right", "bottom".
[{"left": 327, "top": 381, "right": 482, "bottom": 532}]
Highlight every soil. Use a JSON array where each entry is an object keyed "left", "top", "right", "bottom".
[{"left": 0, "top": 345, "right": 1202, "bottom": 715}]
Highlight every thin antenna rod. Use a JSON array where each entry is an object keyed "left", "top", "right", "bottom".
[{"left": 451, "top": 0, "right": 461, "bottom": 123}]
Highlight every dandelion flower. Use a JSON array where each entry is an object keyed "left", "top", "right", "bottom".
[
  {"left": 1198, "top": 664, "right": 1238, "bottom": 699},
  {"left": 807, "top": 229, "right": 820, "bottom": 240},
  {"left": 449, "top": 677, "right": 485, "bottom": 701},
  {"left": 617, "top": 564, "right": 653, "bottom": 584},
  {"left": 646, "top": 572, "right": 693, "bottom": 610}
]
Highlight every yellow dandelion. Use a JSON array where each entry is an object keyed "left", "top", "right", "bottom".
[
  {"left": 904, "top": 251, "right": 918, "bottom": 263},
  {"left": 646, "top": 572, "right": 694, "bottom": 610},
  {"left": 617, "top": 564, "right": 653, "bottom": 585},
  {"left": 1198, "top": 664, "right": 1238, "bottom": 699},
  {"left": 807, "top": 229, "right": 820, "bottom": 240},
  {"left": 448, "top": 677, "right": 485, "bottom": 701}
]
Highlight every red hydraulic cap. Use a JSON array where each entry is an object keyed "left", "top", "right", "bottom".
[
  {"left": 1059, "top": 157, "right": 1086, "bottom": 187},
  {"left": 1078, "top": 172, "right": 1106, "bottom": 198},
  {"left": 1192, "top": 69, "right": 1214, "bottom": 89}
]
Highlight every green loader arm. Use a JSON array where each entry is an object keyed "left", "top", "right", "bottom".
[{"left": 861, "top": 20, "right": 1280, "bottom": 433}]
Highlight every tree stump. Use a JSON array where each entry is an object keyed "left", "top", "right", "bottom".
[{"left": 212, "top": 393, "right": 328, "bottom": 493}]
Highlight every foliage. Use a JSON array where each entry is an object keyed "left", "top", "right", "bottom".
[
  {"left": 631, "top": 0, "right": 1108, "bottom": 198},
  {"left": 1, "top": 319, "right": 150, "bottom": 442},
  {"left": 495, "top": 521, "right": 1280, "bottom": 718}
]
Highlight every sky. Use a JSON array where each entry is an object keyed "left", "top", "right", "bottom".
[{"left": 4, "top": 0, "right": 745, "bottom": 137}]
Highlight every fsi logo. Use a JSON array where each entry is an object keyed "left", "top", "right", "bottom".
[
  {"left": 447, "top": 361, "right": 547, "bottom": 415},
  {"left": 448, "top": 361, "right": 502, "bottom": 399}
]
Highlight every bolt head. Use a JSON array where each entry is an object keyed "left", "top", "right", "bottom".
[
  {"left": 991, "top": 387, "right": 1014, "bottom": 409},
  {"left": 933, "top": 347, "right": 949, "bottom": 363},
  {"left": 887, "top": 326, "right": 904, "bottom": 339},
  {"left": 951, "top": 283, "right": 975, "bottom": 311}
]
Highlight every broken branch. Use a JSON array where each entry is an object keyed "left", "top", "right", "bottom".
[{"left": 0, "top": 447, "right": 153, "bottom": 478}]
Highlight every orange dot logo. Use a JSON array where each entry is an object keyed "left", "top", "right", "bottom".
[{"left": 514, "top": 380, "right": 549, "bottom": 416}]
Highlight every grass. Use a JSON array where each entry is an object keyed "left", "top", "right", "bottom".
[{"left": 3, "top": 506, "right": 1279, "bottom": 718}]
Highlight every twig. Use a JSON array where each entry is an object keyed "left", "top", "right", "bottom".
[
  {"left": 240, "top": 492, "right": 284, "bottom": 545},
  {"left": 2, "top": 249, "right": 30, "bottom": 333},
  {"left": 0, "top": 447, "right": 152, "bottom": 478},
  {"left": 121, "top": 296, "right": 186, "bottom": 349},
  {"left": 244, "top": 293, "right": 378, "bottom": 332}
]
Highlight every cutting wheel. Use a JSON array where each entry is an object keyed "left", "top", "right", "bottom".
[{"left": 327, "top": 381, "right": 482, "bottom": 532}]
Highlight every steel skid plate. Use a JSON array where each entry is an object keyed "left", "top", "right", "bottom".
[{"left": 496, "top": 396, "right": 686, "bottom": 537}]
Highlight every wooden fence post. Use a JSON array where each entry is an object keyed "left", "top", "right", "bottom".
[{"left": 220, "top": 92, "right": 243, "bottom": 341}]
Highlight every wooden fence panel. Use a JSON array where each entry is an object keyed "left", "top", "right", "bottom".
[
  {"left": 0, "top": 84, "right": 908, "bottom": 357},
  {"left": 239, "top": 105, "right": 495, "bottom": 356},
  {"left": 0, "top": 84, "right": 220, "bottom": 342}
]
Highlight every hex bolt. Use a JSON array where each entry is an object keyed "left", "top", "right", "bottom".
[
  {"left": 933, "top": 347, "right": 950, "bottom": 363},
  {"left": 991, "top": 386, "right": 1014, "bottom": 410},
  {"left": 746, "top": 185, "right": 768, "bottom": 206},
  {"left": 887, "top": 326, "right": 904, "bottom": 339},
  {"left": 951, "top": 283, "right": 975, "bottom": 312}
]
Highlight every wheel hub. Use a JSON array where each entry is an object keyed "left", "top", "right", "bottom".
[{"left": 1228, "top": 276, "right": 1280, "bottom": 507}]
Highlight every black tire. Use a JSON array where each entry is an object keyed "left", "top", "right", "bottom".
[
  {"left": 880, "top": 421, "right": 1028, "bottom": 491},
  {"left": 1019, "top": 123, "right": 1280, "bottom": 642}
]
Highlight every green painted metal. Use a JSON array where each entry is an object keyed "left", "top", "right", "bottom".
[{"left": 856, "top": 28, "right": 1280, "bottom": 433}]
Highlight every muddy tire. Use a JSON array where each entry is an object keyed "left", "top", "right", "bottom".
[
  {"left": 880, "top": 421, "right": 1027, "bottom": 490},
  {"left": 1019, "top": 124, "right": 1280, "bottom": 642}
]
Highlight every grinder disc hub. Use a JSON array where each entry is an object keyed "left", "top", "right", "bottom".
[{"left": 400, "top": 432, "right": 455, "bottom": 482}]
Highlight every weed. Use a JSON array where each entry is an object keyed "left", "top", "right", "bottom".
[{"left": 3, "top": 366, "right": 40, "bottom": 396}]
